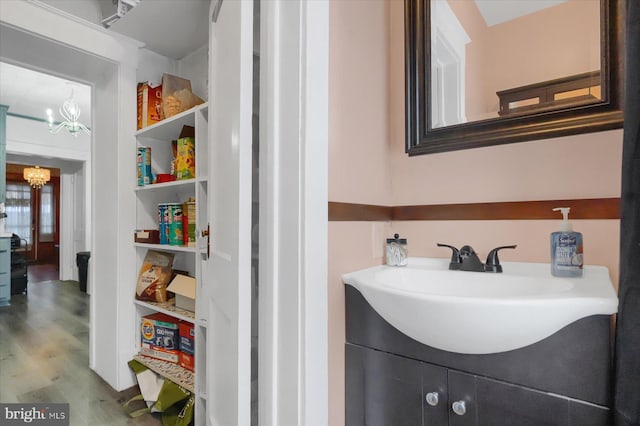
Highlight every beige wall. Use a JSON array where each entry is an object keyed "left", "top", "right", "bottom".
[
  {"left": 456, "top": 0, "right": 601, "bottom": 120},
  {"left": 328, "top": 1, "right": 622, "bottom": 424}
]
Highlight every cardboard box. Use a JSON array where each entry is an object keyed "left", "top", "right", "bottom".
[
  {"left": 140, "top": 312, "right": 180, "bottom": 363},
  {"left": 179, "top": 321, "right": 195, "bottom": 354},
  {"left": 137, "top": 82, "right": 163, "bottom": 129},
  {"left": 167, "top": 274, "right": 196, "bottom": 312},
  {"left": 134, "top": 229, "right": 160, "bottom": 244},
  {"left": 179, "top": 351, "right": 195, "bottom": 372},
  {"left": 179, "top": 321, "right": 195, "bottom": 371}
]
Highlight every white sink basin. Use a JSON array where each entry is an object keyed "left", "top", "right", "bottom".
[{"left": 342, "top": 257, "right": 618, "bottom": 354}]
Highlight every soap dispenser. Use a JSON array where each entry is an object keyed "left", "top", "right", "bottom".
[{"left": 550, "top": 207, "right": 583, "bottom": 277}]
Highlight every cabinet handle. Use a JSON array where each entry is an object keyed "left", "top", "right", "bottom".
[
  {"left": 425, "top": 392, "right": 439, "bottom": 406},
  {"left": 452, "top": 400, "right": 466, "bottom": 416}
]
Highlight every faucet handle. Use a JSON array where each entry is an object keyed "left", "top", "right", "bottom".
[
  {"left": 437, "top": 243, "right": 461, "bottom": 270},
  {"left": 485, "top": 245, "right": 517, "bottom": 273}
]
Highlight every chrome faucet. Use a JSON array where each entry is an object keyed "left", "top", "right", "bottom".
[{"left": 437, "top": 243, "right": 517, "bottom": 273}]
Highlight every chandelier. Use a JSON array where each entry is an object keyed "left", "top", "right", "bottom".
[
  {"left": 46, "top": 87, "right": 90, "bottom": 137},
  {"left": 23, "top": 166, "right": 51, "bottom": 189}
]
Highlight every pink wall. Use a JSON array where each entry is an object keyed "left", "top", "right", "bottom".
[
  {"left": 456, "top": 0, "right": 601, "bottom": 120},
  {"left": 328, "top": 1, "right": 622, "bottom": 424},
  {"left": 328, "top": 0, "right": 393, "bottom": 206},
  {"left": 328, "top": 2, "right": 392, "bottom": 423}
]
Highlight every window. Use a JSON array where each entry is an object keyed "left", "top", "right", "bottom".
[
  {"left": 5, "top": 182, "right": 32, "bottom": 244},
  {"left": 39, "top": 184, "right": 55, "bottom": 243}
]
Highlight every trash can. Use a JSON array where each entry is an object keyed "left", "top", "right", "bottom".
[{"left": 76, "top": 251, "right": 91, "bottom": 293}]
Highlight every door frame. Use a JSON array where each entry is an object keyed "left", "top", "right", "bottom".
[{"left": 259, "top": 1, "right": 329, "bottom": 424}]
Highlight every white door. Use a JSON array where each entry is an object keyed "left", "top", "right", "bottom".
[{"left": 207, "top": 0, "right": 254, "bottom": 425}]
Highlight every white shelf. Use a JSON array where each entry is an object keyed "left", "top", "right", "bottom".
[
  {"left": 134, "top": 299, "right": 195, "bottom": 323},
  {"left": 135, "top": 179, "right": 196, "bottom": 192},
  {"left": 136, "top": 103, "right": 208, "bottom": 140},
  {"left": 134, "top": 243, "right": 196, "bottom": 253},
  {"left": 133, "top": 56, "right": 208, "bottom": 425},
  {"left": 133, "top": 354, "right": 194, "bottom": 393}
]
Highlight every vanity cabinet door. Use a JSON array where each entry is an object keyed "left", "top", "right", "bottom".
[
  {"left": 346, "top": 343, "right": 448, "bottom": 426},
  {"left": 450, "top": 370, "right": 571, "bottom": 426}
]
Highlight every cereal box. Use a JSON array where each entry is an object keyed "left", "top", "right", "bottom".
[{"left": 137, "top": 82, "right": 162, "bottom": 129}]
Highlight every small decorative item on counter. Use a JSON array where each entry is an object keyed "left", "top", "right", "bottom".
[
  {"left": 137, "top": 146, "right": 152, "bottom": 186},
  {"left": 161, "top": 73, "right": 205, "bottom": 119},
  {"left": 386, "top": 233, "right": 408, "bottom": 266},
  {"left": 135, "top": 250, "right": 175, "bottom": 303},
  {"left": 137, "top": 82, "right": 163, "bottom": 129}
]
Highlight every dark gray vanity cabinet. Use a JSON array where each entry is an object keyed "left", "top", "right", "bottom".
[
  {"left": 345, "top": 286, "right": 612, "bottom": 426},
  {"left": 346, "top": 344, "right": 448, "bottom": 425},
  {"left": 347, "top": 343, "right": 610, "bottom": 426}
]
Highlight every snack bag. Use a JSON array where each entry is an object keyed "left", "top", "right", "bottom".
[
  {"left": 161, "top": 73, "right": 204, "bottom": 119},
  {"left": 135, "top": 250, "right": 175, "bottom": 302}
]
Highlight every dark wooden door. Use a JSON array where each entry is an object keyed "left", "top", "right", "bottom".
[{"left": 32, "top": 176, "right": 60, "bottom": 264}]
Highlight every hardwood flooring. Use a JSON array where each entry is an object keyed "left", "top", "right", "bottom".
[
  {"left": 27, "top": 263, "right": 60, "bottom": 283},
  {"left": 0, "top": 280, "right": 162, "bottom": 425}
]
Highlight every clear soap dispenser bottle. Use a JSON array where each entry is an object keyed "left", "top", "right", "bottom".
[{"left": 550, "top": 207, "right": 583, "bottom": 277}]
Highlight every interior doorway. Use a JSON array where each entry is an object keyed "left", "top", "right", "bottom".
[{"left": 5, "top": 164, "right": 60, "bottom": 265}]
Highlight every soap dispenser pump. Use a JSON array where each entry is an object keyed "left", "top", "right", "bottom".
[{"left": 550, "top": 207, "right": 583, "bottom": 277}]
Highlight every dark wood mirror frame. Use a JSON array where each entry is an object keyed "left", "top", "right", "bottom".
[{"left": 405, "top": 0, "right": 624, "bottom": 156}]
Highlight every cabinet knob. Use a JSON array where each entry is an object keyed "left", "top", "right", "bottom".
[
  {"left": 425, "top": 392, "right": 439, "bottom": 406},
  {"left": 452, "top": 400, "right": 466, "bottom": 416}
]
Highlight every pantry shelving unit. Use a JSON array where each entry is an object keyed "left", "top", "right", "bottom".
[{"left": 133, "top": 102, "right": 209, "bottom": 421}]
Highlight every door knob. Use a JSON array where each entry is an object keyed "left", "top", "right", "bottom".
[
  {"left": 425, "top": 392, "right": 439, "bottom": 406},
  {"left": 452, "top": 400, "right": 466, "bottom": 416}
]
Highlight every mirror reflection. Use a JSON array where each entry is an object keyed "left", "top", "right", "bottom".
[{"left": 431, "top": 0, "right": 601, "bottom": 128}]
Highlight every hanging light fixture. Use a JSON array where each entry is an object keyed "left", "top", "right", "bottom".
[
  {"left": 23, "top": 166, "right": 51, "bottom": 189},
  {"left": 46, "top": 86, "right": 90, "bottom": 137}
]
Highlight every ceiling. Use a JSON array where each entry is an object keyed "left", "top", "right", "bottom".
[
  {"left": 0, "top": 61, "right": 92, "bottom": 126},
  {"left": 474, "top": 0, "right": 568, "bottom": 27}
]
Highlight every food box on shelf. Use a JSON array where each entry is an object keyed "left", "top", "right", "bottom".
[
  {"left": 182, "top": 199, "right": 196, "bottom": 247},
  {"left": 140, "top": 312, "right": 180, "bottom": 364},
  {"left": 167, "top": 274, "right": 196, "bottom": 312},
  {"left": 137, "top": 82, "right": 162, "bottom": 129},
  {"left": 179, "top": 351, "right": 195, "bottom": 372},
  {"left": 134, "top": 229, "right": 160, "bottom": 244},
  {"left": 179, "top": 321, "right": 195, "bottom": 371}
]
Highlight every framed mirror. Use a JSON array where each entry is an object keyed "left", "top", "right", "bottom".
[{"left": 405, "top": 0, "right": 624, "bottom": 155}]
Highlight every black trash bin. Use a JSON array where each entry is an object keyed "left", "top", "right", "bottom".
[{"left": 76, "top": 251, "right": 91, "bottom": 293}]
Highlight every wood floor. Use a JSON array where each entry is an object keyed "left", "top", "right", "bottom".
[{"left": 0, "top": 279, "right": 162, "bottom": 425}]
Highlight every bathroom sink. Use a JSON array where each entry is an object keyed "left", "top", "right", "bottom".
[{"left": 342, "top": 257, "right": 618, "bottom": 354}]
